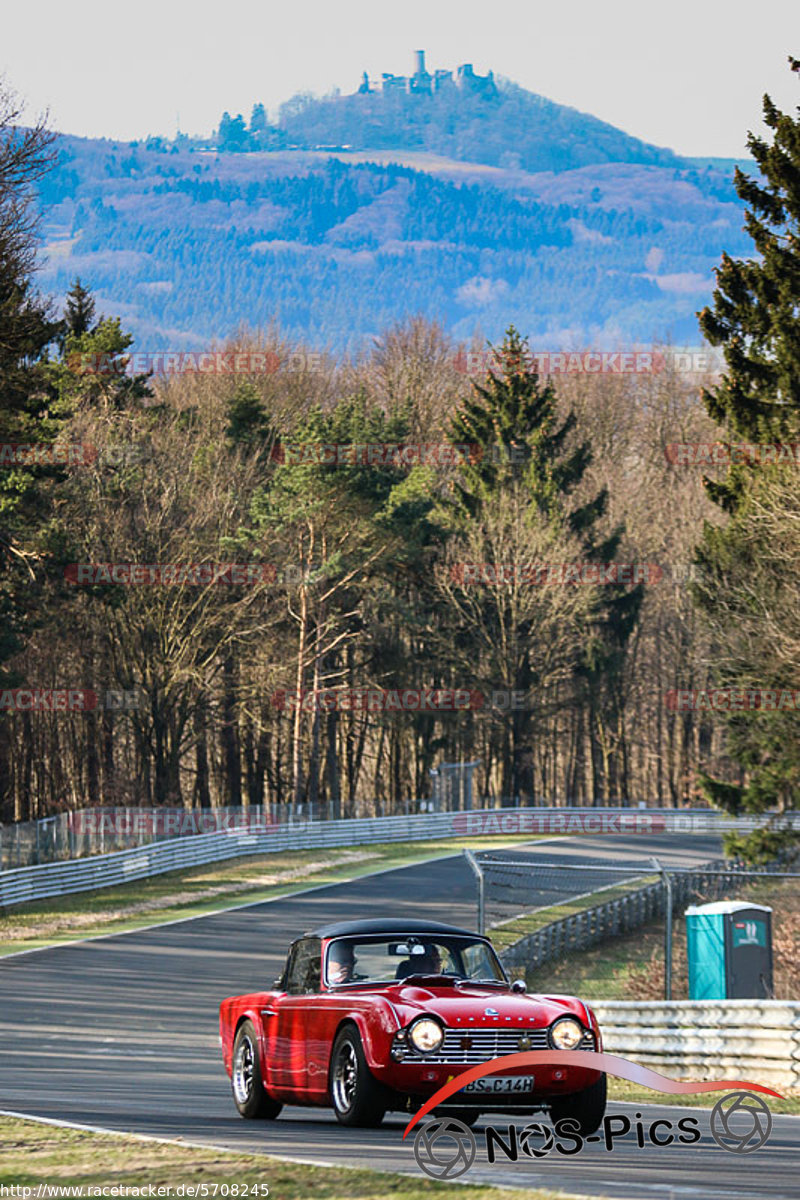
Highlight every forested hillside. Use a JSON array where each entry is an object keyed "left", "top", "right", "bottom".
[
  {"left": 271, "top": 80, "right": 682, "bottom": 172},
  {"left": 33, "top": 76, "right": 751, "bottom": 350}
]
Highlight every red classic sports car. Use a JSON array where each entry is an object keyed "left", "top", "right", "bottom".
[{"left": 219, "top": 918, "right": 606, "bottom": 1129}]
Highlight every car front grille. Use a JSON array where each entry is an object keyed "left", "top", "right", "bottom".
[{"left": 426, "top": 1027, "right": 595, "bottom": 1064}]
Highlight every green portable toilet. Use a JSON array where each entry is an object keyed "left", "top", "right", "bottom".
[{"left": 685, "top": 900, "right": 773, "bottom": 1000}]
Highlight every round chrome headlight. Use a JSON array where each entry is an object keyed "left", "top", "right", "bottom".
[
  {"left": 549, "top": 1017, "right": 584, "bottom": 1050},
  {"left": 408, "top": 1017, "right": 444, "bottom": 1054}
]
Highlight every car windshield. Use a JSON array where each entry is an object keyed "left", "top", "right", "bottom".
[{"left": 323, "top": 934, "right": 507, "bottom": 987}]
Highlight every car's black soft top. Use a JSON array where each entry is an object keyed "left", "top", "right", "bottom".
[{"left": 308, "top": 918, "right": 480, "bottom": 938}]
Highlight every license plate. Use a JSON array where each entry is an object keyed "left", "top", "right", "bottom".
[{"left": 463, "top": 1074, "right": 534, "bottom": 1094}]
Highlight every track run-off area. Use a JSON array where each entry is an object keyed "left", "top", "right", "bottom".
[{"left": 1, "top": 832, "right": 798, "bottom": 1200}]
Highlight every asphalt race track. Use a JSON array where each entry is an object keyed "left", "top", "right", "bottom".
[{"left": 1, "top": 833, "right": 798, "bottom": 1200}]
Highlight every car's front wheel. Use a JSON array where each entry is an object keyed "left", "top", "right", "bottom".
[
  {"left": 549, "top": 1073, "right": 607, "bottom": 1136},
  {"left": 231, "top": 1020, "right": 282, "bottom": 1119},
  {"left": 330, "top": 1025, "right": 386, "bottom": 1127}
]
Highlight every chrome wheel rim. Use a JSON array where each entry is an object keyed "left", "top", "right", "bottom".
[
  {"left": 233, "top": 1034, "right": 255, "bottom": 1104},
  {"left": 332, "top": 1040, "right": 358, "bottom": 1112}
]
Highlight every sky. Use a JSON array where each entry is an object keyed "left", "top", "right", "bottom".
[{"left": 2, "top": 0, "right": 798, "bottom": 157}]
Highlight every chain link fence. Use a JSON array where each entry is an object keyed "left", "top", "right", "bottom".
[
  {"left": 464, "top": 847, "right": 656, "bottom": 930},
  {"left": 466, "top": 849, "right": 800, "bottom": 1000}
]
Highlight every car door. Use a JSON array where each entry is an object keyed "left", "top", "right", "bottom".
[{"left": 266, "top": 938, "right": 321, "bottom": 1097}]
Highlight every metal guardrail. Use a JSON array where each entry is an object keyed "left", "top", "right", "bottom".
[
  {"left": 4, "top": 803, "right": 795, "bottom": 870},
  {"left": 0, "top": 812, "right": 452, "bottom": 909},
  {"left": 588, "top": 999, "right": 800, "bottom": 1089},
  {"left": 0, "top": 807, "right": 793, "bottom": 910},
  {"left": 0, "top": 803, "right": 351, "bottom": 869}
]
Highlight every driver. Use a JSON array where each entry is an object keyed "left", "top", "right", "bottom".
[
  {"left": 418, "top": 943, "right": 442, "bottom": 973},
  {"left": 396, "top": 942, "right": 442, "bottom": 978},
  {"left": 327, "top": 941, "right": 355, "bottom": 985}
]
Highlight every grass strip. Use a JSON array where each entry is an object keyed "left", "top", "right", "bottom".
[
  {"left": 607, "top": 1078, "right": 800, "bottom": 1115},
  {"left": 0, "top": 1114, "right": 575, "bottom": 1199}
]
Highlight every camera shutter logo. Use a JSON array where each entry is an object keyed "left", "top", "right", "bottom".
[
  {"left": 710, "top": 1091, "right": 772, "bottom": 1154},
  {"left": 413, "top": 1117, "right": 477, "bottom": 1179},
  {"left": 518, "top": 1121, "right": 555, "bottom": 1158}
]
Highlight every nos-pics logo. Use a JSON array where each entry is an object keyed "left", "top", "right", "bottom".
[{"left": 413, "top": 1092, "right": 773, "bottom": 1180}]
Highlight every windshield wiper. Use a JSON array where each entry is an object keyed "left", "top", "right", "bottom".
[
  {"left": 455, "top": 977, "right": 508, "bottom": 987},
  {"left": 399, "top": 971, "right": 450, "bottom": 983}
]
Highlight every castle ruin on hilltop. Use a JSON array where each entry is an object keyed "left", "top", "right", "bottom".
[{"left": 358, "top": 50, "right": 496, "bottom": 97}]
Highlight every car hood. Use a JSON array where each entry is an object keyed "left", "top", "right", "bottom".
[{"left": 379, "top": 983, "right": 589, "bottom": 1026}]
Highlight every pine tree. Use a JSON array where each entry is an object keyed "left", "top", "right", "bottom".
[
  {"left": 698, "top": 56, "right": 800, "bottom": 511},
  {"left": 63, "top": 277, "right": 96, "bottom": 339},
  {"left": 450, "top": 328, "right": 593, "bottom": 525},
  {"left": 225, "top": 381, "right": 272, "bottom": 448},
  {"left": 445, "top": 327, "right": 642, "bottom": 802},
  {"left": 249, "top": 103, "right": 268, "bottom": 134},
  {"left": 0, "top": 91, "right": 61, "bottom": 816},
  {"left": 0, "top": 93, "right": 60, "bottom": 617},
  {"left": 56, "top": 297, "right": 152, "bottom": 413},
  {"left": 693, "top": 57, "right": 800, "bottom": 851},
  {"left": 217, "top": 112, "right": 250, "bottom": 152}
]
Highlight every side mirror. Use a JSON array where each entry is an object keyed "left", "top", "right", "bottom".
[{"left": 511, "top": 979, "right": 526, "bottom": 993}]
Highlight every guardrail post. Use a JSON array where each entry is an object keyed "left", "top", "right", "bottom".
[{"left": 652, "top": 856, "right": 673, "bottom": 1001}]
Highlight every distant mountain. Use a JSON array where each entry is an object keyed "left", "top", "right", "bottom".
[
  {"left": 270, "top": 79, "right": 682, "bottom": 175},
  {"left": 32, "top": 74, "right": 752, "bottom": 352}
]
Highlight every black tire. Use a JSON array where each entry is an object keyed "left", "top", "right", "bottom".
[
  {"left": 329, "top": 1025, "right": 386, "bottom": 1127},
  {"left": 231, "top": 1020, "right": 282, "bottom": 1119},
  {"left": 549, "top": 1073, "right": 607, "bottom": 1137}
]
